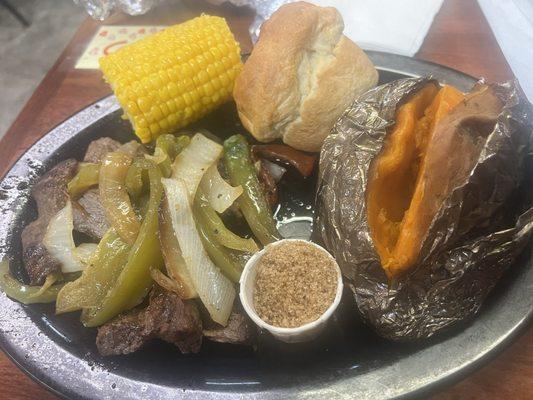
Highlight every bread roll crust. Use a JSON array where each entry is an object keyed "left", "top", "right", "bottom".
[{"left": 233, "top": 1, "right": 378, "bottom": 152}]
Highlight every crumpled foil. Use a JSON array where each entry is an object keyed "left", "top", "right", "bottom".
[
  {"left": 74, "top": 0, "right": 160, "bottom": 20},
  {"left": 76, "top": 0, "right": 291, "bottom": 37},
  {"left": 316, "top": 77, "right": 533, "bottom": 340},
  {"left": 210, "top": 0, "right": 292, "bottom": 42}
]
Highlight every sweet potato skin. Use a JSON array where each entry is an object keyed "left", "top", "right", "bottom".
[{"left": 392, "top": 85, "right": 503, "bottom": 275}]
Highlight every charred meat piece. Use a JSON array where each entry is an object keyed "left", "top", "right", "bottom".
[
  {"left": 146, "top": 287, "right": 202, "bottom": 352},
  {"left": 83, "top": 137, "right": 121, "bottom": 164},
  {"left": 72, "top": 189, "right": 110, "bottom": 240},
  {"left": 21, "top": 159, "right": 78, "bottom": 284},
  {"left": 96, "top": 286, "right": 203, "bottom": 356},
  {"left": 201, "top": 301, "right": 256, "bottom": 345},
  {"left": 257, "top": 159, "right": 278, "bottom": 207},
  {"left": 251, "top": 144, "right": 317, "bottom": 177},
  {"left": 203, "top": 310, "right": 256, "bottom": 345},
  {"left": 95, "top": 309, "right": 146, "bottom": 355}
]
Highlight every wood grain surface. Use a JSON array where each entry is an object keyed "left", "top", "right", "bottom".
[{"left": 0, "top": 0, "right": 530, "bottom": 399}]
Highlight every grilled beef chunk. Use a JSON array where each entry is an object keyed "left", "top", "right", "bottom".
[
  {"left": 96, "top": 286, "right": 203, "bottom": 356},
  {"left": 201, "top": 301, "right": 256, "bottom": 345},
  {"left": 203, "top": 310, "right": 256, "bottom": 345},
  {"left": 21, "top": 159, "right": 78, "bottom": 284},
  {"left": 257, "top": 160, "right": 278, "bottom": 207},
  {"left": 72, "top": 189, "right": 109, "bottom": 240},
  {"left": 83, "top": 137, "right": 121, "bottom": 163}
]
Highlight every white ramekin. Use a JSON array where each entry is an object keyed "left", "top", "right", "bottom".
[{"left": 239, "top": 239, "right": 343, "bottom": 343}]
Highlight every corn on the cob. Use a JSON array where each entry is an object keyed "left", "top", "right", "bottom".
[{"left": 99, "top": 15, "right": 243, "bottom": 143}]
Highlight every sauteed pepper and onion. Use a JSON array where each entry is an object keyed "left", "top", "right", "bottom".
[{"left": 2, "top": 131, "right": 313, "bottom": 331}]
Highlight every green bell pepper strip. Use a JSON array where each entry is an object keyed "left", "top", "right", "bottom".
[
  {"left": 149, "top": 134, "right": 191, "bottom": 178},
  {"left": 67, "top": 162, "right": 100, "bottom": 198},
  {"left": 0, "top": 261, "right": 64, "bottom": 304},
  {"left": 223, "top": 135, "right": 281, "bottom": 246},
  {"left": 100, "top": 152, "right": 140, "bottom": 245},
  {"left": 145, "top": 148, "right": 172, "bottom": 178},
  {"left": 55, "top": 228, "right": 130, "bottom": 314},
  {"left": 156, "top": 134, "right": 190, "bottom": 161},
  {"left": 30, "top": 271, "right": 60, "bottom": 298},
  {"left": 125, "top": 158, "right": 146, "bottom": 199},
  {"left": 194, "top": 187, "right": 258, "bottom": 253},
  {"left": 126, "top": 136, "right": 190, "bottom": 195},
  {"left": 195, "top": 219, "right": 242, "bottom": 283},
  {"left": 193, "top": 190, "right": 248, "bottom": 283},
  {"left": 82, "top": 159, "right": 164, "bottom": 327}
]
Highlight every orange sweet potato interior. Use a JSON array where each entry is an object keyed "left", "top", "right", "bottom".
[{"left": 366, "top": 84, "right": 465, "bottom": 279}]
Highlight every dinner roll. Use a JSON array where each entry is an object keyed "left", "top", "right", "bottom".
[{"left": 233, "top": 1, "right": 378, "bottom": 152}]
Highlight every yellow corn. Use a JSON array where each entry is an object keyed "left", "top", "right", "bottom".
[{"left": 99, "top": 15, "right": 243, "bottom": 143}]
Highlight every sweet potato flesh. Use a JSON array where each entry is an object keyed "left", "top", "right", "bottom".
[{"left": 367, "top": 84, "right": 465, "bottom": 278}]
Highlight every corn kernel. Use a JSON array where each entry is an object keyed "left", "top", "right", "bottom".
[
  {"left": 159, "top": 102, "right": 170, "bottom": 116},
  {"left": 138, "top": 97, "right": 151, "bottom": 113},
  {"left": 136, "top": 116, "right": 148, "bottom": 128},
  {"left": 159, "top": 118, "right": 169, "bottom": 130},
  {"left": 158, "top": 86, "right": 170, "bottom": 102},
  {"left": 211, "top": 77, "right": 222, "bottom": 90},
  {"left": 168, "top": 113, "right": 178, "bottom": 126},
  {"left": 197, "top": 70, "right": 209, "bottom": 84},
  {"left": 203, "top": 81, "right": 214, "bottom": 96},
  {"left": 147, "top": 107, "right": 162, "bottom": 123},
  {"left": 174, "top": 96, "right": 185, "bottom": 110},
  {"left": 183, "top": 92, "right": 193, "bottom": 106},
  {"left": 149, "top": 123, "right": 161, "bottom": 136},
  {"left": 219, "top": 73, "right": 230, "bottom": 87},
  {"left": 126, "top": 101, "right": 141, "bottom": 116}
]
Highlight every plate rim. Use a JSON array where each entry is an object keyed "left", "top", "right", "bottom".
[{"left": 0, "top": 51, "right": 531, "bottom": 400}]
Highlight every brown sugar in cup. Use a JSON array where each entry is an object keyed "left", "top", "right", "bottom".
[
  {"left": 253, "top": 241, "right": 339, "bottom": 328},
  {"left": 239, "top": 239, "right": 343, "bottom": 343}
]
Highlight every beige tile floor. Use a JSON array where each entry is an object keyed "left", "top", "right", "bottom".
[{"left": 0, "top": 0, "right": 85, "bottom": 138}]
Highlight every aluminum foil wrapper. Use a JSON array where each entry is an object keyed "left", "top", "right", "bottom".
[
  {"left": 74, "top": 0, "right": 161, "bottom": 20},
  {"left": 211, "top": 0, "right": 292, "bottom": 42},
  {"left": 316, "top": 77, "right": 533, "bottom": 340}
]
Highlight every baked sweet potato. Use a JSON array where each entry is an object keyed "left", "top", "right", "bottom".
[
  {"left": 316, "top": 77, "right": 533, "bottom": 340},
  {"left": 366, "top": 84, "right": 504, "bottom": 279}
]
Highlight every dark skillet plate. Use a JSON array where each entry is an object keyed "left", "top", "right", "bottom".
[{"left": 0, "top": 52, "right": 531, "bottom": 400}]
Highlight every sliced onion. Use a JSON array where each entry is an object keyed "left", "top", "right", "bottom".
[
  {"left": 43, "top": 201, "right": 85, "bottom": 273},
  {"left": 200, "top": 164, "right": 243, "bottom": 213},
  {"left": 171, "top": 133, "right": 223, "bottom": 200},
  {"left": 162, "top": 178, "right": 235, "bottom": 326},
  {"left": 74, "top": 243, "right": 98, "bottom": 264},
  {"left": 99, "top": 152, "right": 140, "bottom": 244},
  {"left": 150, "top": 267, "right": 189, "bottom": 298},
  {"left": 159, "top": 199, "right": 197, "bottom": 299}
]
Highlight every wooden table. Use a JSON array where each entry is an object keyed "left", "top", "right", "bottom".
[{"left": 0, "top": 0, "right": 530, "bottom": 399}]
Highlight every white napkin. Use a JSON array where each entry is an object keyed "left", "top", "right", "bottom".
[
  {"left": 308, "top": 0, "right": 444, "bottom": 56},
  {"left": 478, "top": 0, "right": 533, "bottom": 102},
  {"left": 243, "top": 0, "right": 444, "bottom": 57}
]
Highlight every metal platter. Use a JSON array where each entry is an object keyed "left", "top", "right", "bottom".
[{"left": 0, "top": 51, "right": 531, "bottom": 399}]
